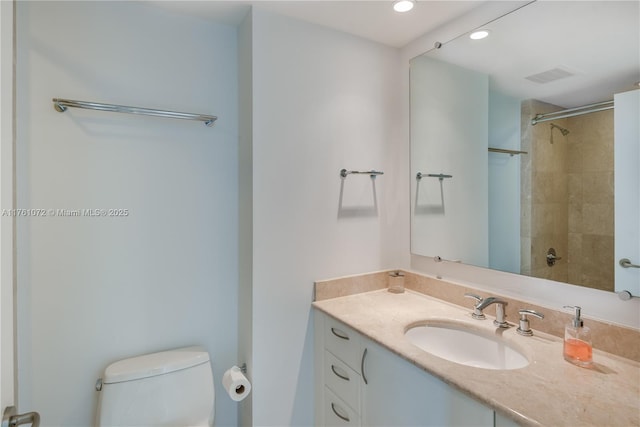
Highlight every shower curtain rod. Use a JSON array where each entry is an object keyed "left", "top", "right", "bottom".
[
  {"left": 52, "top": 98, "right": 217, "bottom": 127},
  {"left": 531, "top": 100, "right": 613, "bottom": 125}
]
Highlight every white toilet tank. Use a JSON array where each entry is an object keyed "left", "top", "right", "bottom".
[{"left": 95, "top": 346, "right": 214, "bottom": 427}]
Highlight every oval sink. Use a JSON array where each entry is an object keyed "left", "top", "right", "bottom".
[{"left": 405, "top": 322, "right": 529, "bottom": 370}]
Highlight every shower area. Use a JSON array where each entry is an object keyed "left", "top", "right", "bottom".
[{"left": 521, "top": 99, "right": 615, "bottom": 291}]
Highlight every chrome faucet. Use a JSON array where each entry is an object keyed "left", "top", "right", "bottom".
[
  {"left": 516, "top": 309, "right": 544, "bottom": 336},
  {"left": 477, "top": 297, "right": 509, "bottom": 328},
  {"left": 463, "top": 293, "right": 486, "bottom": 320},
  {"left": 464, "top": 293, "right": 509, "bottom": 328}
]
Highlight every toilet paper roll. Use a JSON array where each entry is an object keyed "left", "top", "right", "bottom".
[{"left": 222, "top": 366, "right": 251, "bottom": 402}]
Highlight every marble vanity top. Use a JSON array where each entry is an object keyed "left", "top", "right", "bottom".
[{"left": 312, "top": 289, "right": 640, "bottom": 427}]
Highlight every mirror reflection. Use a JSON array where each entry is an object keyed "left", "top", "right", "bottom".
[{"left": 410, "top": 1, "right": 640, "bottom": 294}]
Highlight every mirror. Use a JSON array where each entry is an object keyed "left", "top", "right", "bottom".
[{"left": 410, "top": 1, "right": 640, "bottom": 294}]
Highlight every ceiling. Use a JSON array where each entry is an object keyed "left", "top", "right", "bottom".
[
  {"left": 147, "top": 1, "right": 486, "bottom": 48},
  {"left": 148, "top": 0, "right": 640, "bottom": 107},
  {"left": 423, "top": 0, "right": 640, "bottom": 108}
]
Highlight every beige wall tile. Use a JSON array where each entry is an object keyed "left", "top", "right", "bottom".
[
  {"left": 583, "top": 172, "right": 614, "bottom": 204},
  {"left": 583, "top": 203, "right": 614, "bottom": 235},
  {"left": 580, "top": 234, "right": 615, "bottom": 291},
  {"left": 567, "top": 173, "right": 582, "bottom": 204},
  {"left": 583, "top": 137, "right": 614, "bottom": 172}
]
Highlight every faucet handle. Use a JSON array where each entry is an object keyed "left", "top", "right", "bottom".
[
  {"left": 464, "top": 293, "right": 485, "bottom": 320},
  {"left": 464, "top": 293, "right": 482, "bottom": 304},
  {"left": 517, "top": 309, "right": 544, "bottom": 336}
]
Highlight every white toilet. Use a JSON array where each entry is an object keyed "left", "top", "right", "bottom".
[{"left": 95, "top": 346, "right": 215, "bottom": 427}]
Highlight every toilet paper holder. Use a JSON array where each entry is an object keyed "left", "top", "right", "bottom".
[{"left": 223, "top": 363, "right": 252, "bottom": 402}]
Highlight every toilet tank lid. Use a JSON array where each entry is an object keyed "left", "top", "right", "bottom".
[{"left": 103, "top": 346, "right": 210, "bottom": 384}]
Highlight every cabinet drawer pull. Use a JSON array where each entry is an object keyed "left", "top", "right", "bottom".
[
  {"left": 331, "top": 402, "right": 351, "bottom": 422},
  {"left": 330, "top": 364, "right": 350, "bottom": 381},
  {"left": 331, "top": 327, "right": 350, "bottom": 340},
  {"left": 361, "top": 348, "right": 368, "bottom": 385}
]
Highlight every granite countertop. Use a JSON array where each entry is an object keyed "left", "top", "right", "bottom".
[{"left": 312, "top": 289, "right": 640, "bottom": 427}]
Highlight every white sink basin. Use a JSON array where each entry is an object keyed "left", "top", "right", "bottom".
[{"left": 405, "top": 322, "right": 529, "bottom": 370}]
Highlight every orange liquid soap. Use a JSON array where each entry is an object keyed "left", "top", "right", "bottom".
[
  {"left": 563, "top": 306, "right": 593, "bottom": 368},
  {"left": 563, "top": 338, "right": 592, "bottom": 367}
]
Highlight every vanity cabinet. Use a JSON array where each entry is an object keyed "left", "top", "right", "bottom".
[
  {"left": 361, "top": 337, "right": 493, "bottom": 426},
  {"left": 314, "top": 311, "right": 497, "bottom": 426},
  {"left": 318, "top": 312, "right": 363, "bottom": 426}
]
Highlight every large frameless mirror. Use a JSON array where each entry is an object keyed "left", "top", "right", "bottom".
[{"left": 410, "top": 1, "right": 640, "bottom": 296}]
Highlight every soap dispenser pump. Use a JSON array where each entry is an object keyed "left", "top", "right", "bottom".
[{"left": 563, "top": 305, "right": 593, "bottom": 367}]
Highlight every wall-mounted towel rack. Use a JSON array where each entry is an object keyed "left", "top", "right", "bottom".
[
  {"left": 52, "top": 98, "right": 218, "bottom": 127},
  {"left": 340, "top": 169, "right": 384, "bottom": 178},
  {"left": 416, "top": 172, "right": 453, "bottom": 181},
  {"left": 488, "top": 147, "right": 528, "bottom": 156}
]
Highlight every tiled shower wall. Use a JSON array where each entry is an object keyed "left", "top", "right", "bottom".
[
  {"left": 521, "top": 100, "right": 614, "bottom": 291},
  {"left": 566, "top": 109, "right": 614, "bottom": 291},
  {"left": 521, "top": 100, "right": 569, "bottom": 282}
]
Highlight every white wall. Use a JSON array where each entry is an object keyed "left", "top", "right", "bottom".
[
  {"left": 16, "top": 2, "right": 238, "bottom": 425},
  {"left": 614, "top": 89, "right": 640, "bottom": 297},
  {"left": 0, "top": 0, "right": 16, "bottom": 411},
  {"left": 249, "top": 8, "right": 403, "bottom": 425},
  {"left": 237, "top": 11, "right": 254, "bottom": 427}
]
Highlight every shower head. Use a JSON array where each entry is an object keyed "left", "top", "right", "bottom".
[{"left": 550, "top": 123, "right": 570, "bottom": 136}]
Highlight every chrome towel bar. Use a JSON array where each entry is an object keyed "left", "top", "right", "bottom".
[
  {"left": 340, "top": 169, "right": 384, "bottom": 178},
  {"left": 416, "top": 172, "right": 453, "bottom": 181},
  {"left": 52, "top": 98, "right": 217, "bottom": 127},
  {"left": 488, "top": 147, "right": 528, "bottom": 156}
]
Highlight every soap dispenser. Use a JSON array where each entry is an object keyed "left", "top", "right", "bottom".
[{"left": 563, "top": 305, "right": 593, "bottom": 367}]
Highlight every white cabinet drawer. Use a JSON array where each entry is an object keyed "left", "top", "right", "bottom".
[
  {"left": 324, "top": 350, "right": 360, "bottom": 411},
  {"left": 324, "top": 316, "right": 361, "bottom": 371},
  {"left": 324, "top": 387, "right": 360, "bottom": 426}
]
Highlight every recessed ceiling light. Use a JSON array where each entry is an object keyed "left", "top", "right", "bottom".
[
  {"left": 393, "top": 0, "right": 415, "bottom": 13},
  {"left": 469, "top": 30, "right": 490, "bottom": 40}
]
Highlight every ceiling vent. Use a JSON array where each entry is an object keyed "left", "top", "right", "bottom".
[{"left": 525, "top": 67, "right": 575, "bottom": 84}]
